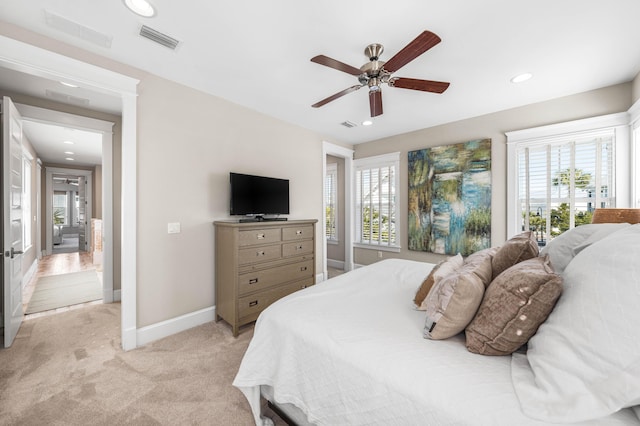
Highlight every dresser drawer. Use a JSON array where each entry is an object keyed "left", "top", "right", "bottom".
[
  {"left": 238, "top": 228, "right": 281, "bottom": 247},
  {"left": 282, "top": 239, "right": 313, "bottom": 257},
  {"left": 238, "top": 243, "right": 281, "bottom": 265},
  {"left": 238, "top": 259, "right": 313, "bottom": 295},
  {"left": 282, "top": 225, "right": 314, "bottom": 241},
  {"left": 238, "top": 278, "right": 314, "bottom": 319}
]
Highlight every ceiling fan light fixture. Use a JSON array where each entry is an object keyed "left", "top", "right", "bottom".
[
  {"left": 511, "top": 72, "right": 533, "bottom": 83},
  {"left": 123, "top": 0, "right": 156, "bottom": 17}
]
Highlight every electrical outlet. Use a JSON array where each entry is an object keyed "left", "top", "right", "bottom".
[{"left": 167, "top": 222, "right": 181, "bottom": 234}]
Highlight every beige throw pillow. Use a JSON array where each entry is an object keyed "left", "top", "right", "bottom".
[
  {"left": 491, "top": 231, "right": 539, "bottom": 280},
  {"left": 466, "top": 255, "right": 562, "bottom": 356},
  {"left": 414, "top": 254, "right": 463, "bottom": 310},
  {"left": 422, "top": 254, "right": 488, "bottom": 339}
]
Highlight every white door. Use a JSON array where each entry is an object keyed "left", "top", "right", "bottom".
[{"left": 2, "top": 96, "right": 24, "bottom": 348}]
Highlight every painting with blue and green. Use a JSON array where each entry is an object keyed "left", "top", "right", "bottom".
[{"left": 408, "top": 139, "right": 491, "bottom": 255}]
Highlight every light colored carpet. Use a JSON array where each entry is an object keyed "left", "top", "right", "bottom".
[
  {"left": 0, "top": 303, "right": 286, "bottom": 425},
  {"left": 25, "top": 270, "right": 102, "bottom": 314}
]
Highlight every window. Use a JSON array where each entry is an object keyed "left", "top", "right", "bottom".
[
  {"left": 325, "top": 162, "right": 338, "bottom": 242},
  {"left": 507, "top": 114, "right": 629, "bottom": 245},
  {"left": 354, "top": 152, "right": 400, "bottom": 249},
  {"left": 22, "top": 157, "right": 32, "bottom": 249},
  {"left": 53, "top": 191, "right": 68, "bottom": 225}
]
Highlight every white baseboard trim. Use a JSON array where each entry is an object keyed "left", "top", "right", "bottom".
[
  {"left": 23, "top": 258, "right": 38, "bottom": 290},
  {"left": 327, "top": 259, "right": 345, "bottom": 270},
  {"left": 122, "top": 327, "right": 137, "bottom": 352},
  {"left": 112, "top": 289, "right": 121, "bottom": 302},
  {"left": 136, "top": 306, "right": 216, "bottom": 347},
  {"left": 315, "top": 272, "right": 324, "bottom": 283}
]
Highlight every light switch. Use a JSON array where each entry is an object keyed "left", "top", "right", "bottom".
[{"left": 167, "top": 222, "right": 181, "bottom": 234}]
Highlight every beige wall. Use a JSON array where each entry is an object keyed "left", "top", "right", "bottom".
[
  {"left": 633, "top": 70, "right": 640, "bottom": 104},
  {"left": 353, "top": 82, "right": 633, "bottom": 266},
  {"left": 136, "top": 74, "right": 326, "bottom": 326}
]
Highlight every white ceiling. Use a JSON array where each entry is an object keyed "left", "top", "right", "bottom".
[
  {"left": 21, "top": 120, "right": 103, "bottom": 167},
  {"left": 1, "top": 0, "right": 640, "bottom": 149}
]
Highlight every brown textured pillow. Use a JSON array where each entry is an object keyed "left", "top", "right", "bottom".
[
  {"left": 462, "top": 246, "right": 498, "bottom": 288},
  {"left": 422, "top": 257, "right": 487, "bottom": 340},
  {"left": 414, "top": 254, "right": 463, "bottom": 310},
  {"left": 491, "top": 231, "right": 539, "bottom": 280},
  {"left": 466, "top": 255, "right": 562, "bottom": 356}
]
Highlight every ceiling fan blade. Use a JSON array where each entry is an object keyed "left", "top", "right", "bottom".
[
  {"left": 390, "top": 77, "right": 450, "bottom": 93},
  {"left": 311, "top": 55, "right": 362, "bottom": 76},
  {"left": 369, "top": 90, "right": 383, "bottom": 117},
  {"left": 312, "top": 85, "right": 363, "bottom": 108},
  {"left": 382, "top": 31, "right": 441, "bottom": 73}
]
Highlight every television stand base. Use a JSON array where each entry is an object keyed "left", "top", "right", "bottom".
[{"left": 239, "top": 216, "right": 288, "bottom": 223}]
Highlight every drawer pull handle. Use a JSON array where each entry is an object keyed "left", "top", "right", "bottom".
[
  {"left": 257, "top": 251, "right": 265, "bottom": 256},
  {"left": 249, "top": 300, "right": 258, "bottom": 307},
  {"left": 249, "top": 278, "right": 258, "bottom": 284},
  {"left": 257, "top": 233, "right": 265, "bottom": 240},
  {"left": 296, "top": 230, "right": 303, "bottom": 235},
  {"left": 300, "top": 266, "right": 307, "bottom": 271}
]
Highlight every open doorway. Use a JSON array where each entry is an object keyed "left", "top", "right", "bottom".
[
  {"left": 51, "top": 173, "right": 92, "bottom": 255},
  {"left": 322, "top": 142, "right": 354, "bottom": 280},
  {"left": 19, "top": 114, "right": 106, "bottom": 318}
]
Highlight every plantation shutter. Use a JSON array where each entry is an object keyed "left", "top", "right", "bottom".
[{"left": 517, "top": 131, "right": 615, "bottom": 245}]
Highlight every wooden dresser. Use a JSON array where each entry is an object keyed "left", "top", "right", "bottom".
[{"left": 214, "top": 219, "right": 317, "bottom": 336}]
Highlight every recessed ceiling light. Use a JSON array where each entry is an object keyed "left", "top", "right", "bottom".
[
  {"left": 63, "top": 140, "right": 74, "bottom": 145},
  {"left": 362, "top": 120, "right": 373, "bottom": 126},
  {"left": 65, "top": 157, "right": 75, "bottom": 161},
  {"left": 60, "top": 81, "right": 78, "bottom": 88},
  {"left": 511, "top": 72, "right": 533, "bottom": 83},
  {"left": 123, "top": 0, "right": 156, "bottom": 17},
  {"left": 64, "top": 151, "right": 74, "bottom": 155}
]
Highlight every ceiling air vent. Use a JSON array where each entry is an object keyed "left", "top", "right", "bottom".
[
  {"left": 340, "top": 121, "right": 357, "bottom": 128},
  {"left": 44, "top": 10, "right": 113, "bottom": 48},
  {"left": 139, "top": 25, "right": 180, "bottom": 50}
]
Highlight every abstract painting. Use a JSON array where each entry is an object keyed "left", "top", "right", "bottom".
[{"left": 408, "top": 139, "right": 491, "bottom": 255}]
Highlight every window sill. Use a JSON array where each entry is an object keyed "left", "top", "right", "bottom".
[{"left": 353, "top": 243, "right": 401, "bottom": 253}]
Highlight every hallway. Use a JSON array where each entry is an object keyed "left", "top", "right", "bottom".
[{"left": 22, "top": 252, "right": 102, "bottom": 320}]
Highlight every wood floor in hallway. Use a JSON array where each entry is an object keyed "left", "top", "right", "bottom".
[{"left": 22, "top": 252, "right": 102, "bottom": 320}]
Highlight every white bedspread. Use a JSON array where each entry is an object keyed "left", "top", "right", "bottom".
[{"left": 233, "top": 259, "right": 639, "bottom": 426}]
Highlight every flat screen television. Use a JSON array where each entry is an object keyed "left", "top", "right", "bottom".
[{"left": 229, "top": 172, "right": 289, "bottom": 221}]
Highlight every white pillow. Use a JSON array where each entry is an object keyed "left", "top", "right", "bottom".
[
  {"left": 512, "top": 224, "right": 640, "bottom": 422},
  {"left": 539, "top": 223, "right": 630, "bottom": 274}
]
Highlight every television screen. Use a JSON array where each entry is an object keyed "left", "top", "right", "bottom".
[{"left": 229, "top": 172, "right": 290, "bottom": 217}]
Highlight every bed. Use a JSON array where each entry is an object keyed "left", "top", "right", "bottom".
[{"left": 233, "top": 210, "right": 640, "bottom": 425}]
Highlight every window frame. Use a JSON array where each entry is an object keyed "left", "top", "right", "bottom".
[
  {"left": 506, "top": 113, "right": 630, "bottom": 239},
  {"left": 353, "top": 152, "right": 401, "bottom": 251}
]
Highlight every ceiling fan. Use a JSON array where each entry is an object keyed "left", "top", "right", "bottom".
[{"left": 311, "top": 30, "right": 450, "bottom": 118}]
